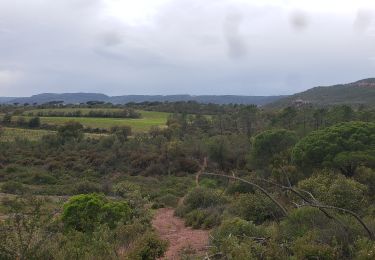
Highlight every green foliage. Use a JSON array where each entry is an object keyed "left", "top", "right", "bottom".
[
  {"left": 252, "top": 129, "right": 297, "bottom": 168},
  {"left": 292, "top": 122, "right": 375, "bottom": 176},
  {"left": 127, "top": 232, "right": 168, "bottom": 260},
  {"left": 1, "top": 181, "right": 29, "bottom": 194},
  {"left": 110, "top": 125, "right": 132, "bottom": 142},
  {"left": 0, "top": 197, "right": 55, "bottom": 260},
  {"left": 291, "top": 232, "right": 337, "bottom": 260},
  {"left": 57, "top": 121, "right": 84, "bottom": 142},
  {"left": 2, "top": 113, "right": 12, "bottom": 124},
  {"left": 354, "top": 238, "right": 375, "bottom": 260},
  {"left": 62, "top": 193, "right": 131, "bottom": 232},
  {"left": 28, "top": 116, "right": 41, "bottom": 128},
  {"left": 155, "top": 194, "right": 179, "bottom": 208},
  {"left": 212, "top": 217, "right": 266, "bottom": 244},
  {"left": 72, "top": 180, "right": 102, "bottom": 194},
  {"left": 225, "top": 180, "right": 254, "bottom": 195},
  {"left": 229, "top": 191, "right": 282, "bottom": 224},
  {"left": 280, "top": 207, "right": 329, "bottom": 239},
  {"left": 184, "top": 208, "right": 222, "bottom": 229},
  {"left": 179, "top": 187, "right": 227, "bottom": 212},
  {"left": 355, "top": 167, "right": 375, "bottom": 196},
  {"left": 298, "top": 173, "right": 368, "bottom": 213},
  {"left": 54, "top": 227, "right": 117, "bottom": 260}
]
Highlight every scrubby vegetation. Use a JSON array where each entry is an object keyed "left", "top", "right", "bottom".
[{"left": 1, "top": 101, "right": 375, "bottom": 259}]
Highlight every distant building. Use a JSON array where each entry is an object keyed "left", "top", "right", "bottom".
[{"left": 292, "top": 98, "right": 310, "bottom": 107}]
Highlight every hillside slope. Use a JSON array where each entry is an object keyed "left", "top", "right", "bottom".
[{"left": 267, "top": 78, "right": 375, "bottom": 108}]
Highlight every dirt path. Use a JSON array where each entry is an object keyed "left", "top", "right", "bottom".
[{"left": 152, "top": 208, "right": 210, "bottom": 260}]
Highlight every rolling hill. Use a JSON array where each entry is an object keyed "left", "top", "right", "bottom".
[
  {"left": 0, "top": 93, "right": 284, "bottom": 105},
  {"left": 266, "top": 78, "right": 375, "bottom": 108}
]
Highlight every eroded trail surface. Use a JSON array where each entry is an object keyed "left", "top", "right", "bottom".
[{"left": 152, "top": 208, "right": 209, "bottom": 260}]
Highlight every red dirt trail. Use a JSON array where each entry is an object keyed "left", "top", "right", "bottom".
[{"left": 152, "top": 208, "right": 209, "bottom": 260}]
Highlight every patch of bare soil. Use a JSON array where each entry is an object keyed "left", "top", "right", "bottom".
[{"left": 152, "top": 208, "right": 210, "bottom": 260}]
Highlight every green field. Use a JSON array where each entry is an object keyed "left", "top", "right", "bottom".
[{"left": 19, "top": 110, "right": 169, "bottom": 132}]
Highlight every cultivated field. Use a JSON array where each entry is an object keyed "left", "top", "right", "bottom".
[
  {"left": 24, "top": 108, "right": 125, "bottom": 115},
  {"left": 19, "top": 110, "right": 169, "bottom": 132}
]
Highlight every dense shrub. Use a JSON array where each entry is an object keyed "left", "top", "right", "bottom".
[
  {"left": 62, "top": 193, "right": 132, "bottom": 232},
  {"left": 355, "top": 167, "right": 375, "bottom": 197},
  {"left": 72, "top": 180, "right": 102, "bottom": 194},
  {"left": 184, "top": 208, "right": 222, "bottom": 229},
  {"left": 25, "top": 172, "right": 57, "bottom": 185},
  {"left": 280, "top": 207, "right": 329, "bottom": 239},
  {"left": 181, "top": 187, "right": 227, "bottom": 212},
  {"left": 212, "top": 217, "right": 267, "bottom": 244},
  {"left": 127, "top": 232, "right": 168, "bottom": 260},
  {"left": 155, "top": 194, "right": 179, "bottom": 208},
  {"left": 291, "top": 231, "right": 337, "bottom": 260},
  {"left": 354, "top": 238, "right": 375, "bottom": 260},
  {"left": 298, "top": 172, "right": 368, "bottom": 213},
  {"left": 1, "top": 181, "right": 29, "bottom": 194},
  {"left": 229, "top": 191, "right": 283, "bottom": 224}
]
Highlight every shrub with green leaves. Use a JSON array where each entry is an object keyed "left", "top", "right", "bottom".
[
  {"left": 1, "top": 181, "right": 29, "bottom": 194},
  {"left": 181, "top": 187, "right": 227, "bottom": 212},
  {"left": 298, "top": 172, "right": 368, "bottom": 213},
  {"left": 291, "top": 231, "right": 337, "bottom": 260},
  {"left": 127, "top": 232, "right": 168, "bottom": 260},
  {"left": 229, "top": 191, "right": 282, "bottom": 224},
  {"left": 354, "top": 238, "right": 375, "bottom": 260},
  {"left": 280, "top": 207, "right": 329, "bottom": 239},
  {"left": 184, "top": 208, "right": 222, "bottom": 229},
  {"left": 62, "top": 193, "right": 131, "bottom": 232}
]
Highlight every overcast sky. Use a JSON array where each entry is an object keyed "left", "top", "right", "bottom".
[{"left": 0, "top": 0, "right": 375, "bottom": 96}]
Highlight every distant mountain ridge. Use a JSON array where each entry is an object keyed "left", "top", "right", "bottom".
[
  {"left": 266, "top": 78, "right": 375, "bottom": 108},
  {"left": 2, "top": 78, "right": 374, "bottom": 107},
  {"left": 0, "top": 93, "right": 285, "bottom": 105}
]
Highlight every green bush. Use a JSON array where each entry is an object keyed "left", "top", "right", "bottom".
[
  {"left": 72, "top": 180, "right": 102, "bottom": 194},
  {"left": 184, "top": 208, "right": 222, "bottom": 229},
  {"left": 298, "top": 173, "right": 368, "bottom": 213},
  {"left": 226, "top": 180, "right": 254, "bottom": 195},
  {"left": 212, "top": 217, "right": 266, "bottom": 243},
  {"left": 62, "top": 193, "right": 131, "bottom": 232},
  {"left": 1, "top": 181, "right": 29, "bottom": 194},
  {"left": 54, "top": 227, "right": 117, "bottom": 260},
  {"left": 181, "top": 187, "right": 227, "bottom": 212},
  {"left": 25, "top": 172, "right": 57, "bottom": 185},
  {"left": 229, "top": 191, "right": 282, "bottom": 224},
  {"left": 355, "top": 167, "right": 375, "bottom": 197},
  {"left": 354, "top": 238, "right": 375, "bottom": 260},
  {"left": 280, "top": 207, "right": 328, "bottom": 239},
  {"left": 292, "top": 232, "right": 337, "bottom": 260},
  {"left": 127, "top": 232, "right": 168, "bottom": 260},
  {"left": 155, "top": 194, "right": 179, "bottom": 208}
]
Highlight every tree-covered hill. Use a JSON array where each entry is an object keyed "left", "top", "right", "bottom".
[{"left": 267, "top": 78, "right": 375, "bottom": 108}]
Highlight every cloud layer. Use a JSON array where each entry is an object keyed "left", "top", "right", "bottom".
[{"left": 0, "top": 0, "right": 374, "bottom": 96}]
